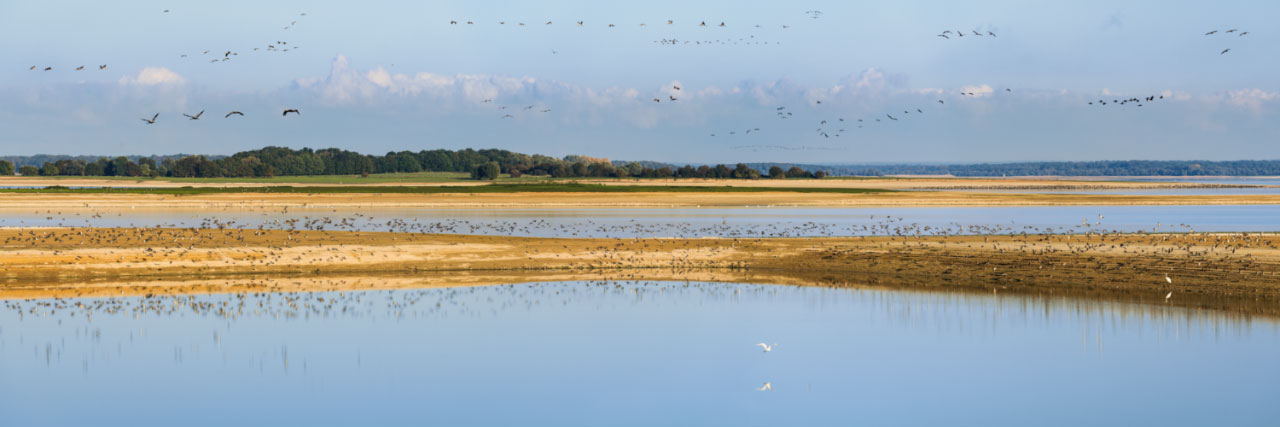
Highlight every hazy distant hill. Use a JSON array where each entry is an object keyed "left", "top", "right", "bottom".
[{"left": 817, "top": 160, "right": 1280, "bottom": 177}]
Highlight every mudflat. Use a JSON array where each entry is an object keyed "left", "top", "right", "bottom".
[
  {"left": 3, "top": 227, "right": 1277, "bottom": 316},
  {"left": 1, "top": 175, "right": 1270, "bottom": 190}
]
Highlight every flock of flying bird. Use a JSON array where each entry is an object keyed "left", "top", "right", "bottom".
[
  {"left": 935, "top": 29, "right": 998, "bottom": 39},
  {"left": 1204, "top": 27, "right": 1250, "bottom": 55},
  {"left": 20, "top": 10, "right": 1258, "bottom": 146},
  {"left": 139, "top": 109, "right": 299, "bottom": 125},
  {"left": 448, "top": 17, "right": 806, "bottom": 29},
  {"left": 718, "top": 88, "right": 1016, "bottom": 147}
]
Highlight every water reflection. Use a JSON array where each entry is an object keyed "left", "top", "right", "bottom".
[{"left": 2, "top": 280, "right": 1276, "bottom": 426}]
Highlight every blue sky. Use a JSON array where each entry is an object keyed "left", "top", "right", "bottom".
[{"left": 1, "top": 0, "right": 1277, "bottom": 163}]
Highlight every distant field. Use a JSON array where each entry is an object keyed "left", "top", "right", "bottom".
[
  {"left": 0, "top": 183, "right": 893, "bottom": 195},
  {"left": 9, "top": 171, "right": 487, "bottom": 184}
]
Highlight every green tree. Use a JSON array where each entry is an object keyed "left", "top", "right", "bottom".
[
  {"left": 0, "top": 160, "right": 13, "bottom": 176},
  {"left": 768, "top": 166, "right": 785, "bottom": 179},
  {"left": 18, "top": 165, "right": 38, "bottom": 176},
  {"left": 471, "top": 161, "right": 501, "bottom": 180},
  {"left": 84, "top": 161, "right": 104, "bottom": 176},
  {"left": 713, "top": 164, "right": 731, "bottom": 178},
  {"left": 39, "top": 162, "right": 59, "bottom": 176},
  {"left": 571, "top": 162, "right": 589, "bottom": 177}
]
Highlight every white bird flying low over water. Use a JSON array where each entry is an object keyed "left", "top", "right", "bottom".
[{"left": 756, "top": 343, "right": 774, "bottom": 352}]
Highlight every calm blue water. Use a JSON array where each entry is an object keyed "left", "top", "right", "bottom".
[
  {"left": 1121, "top": 177, "right": 1280, "bottom": 186},
  {"left": 1, "top": 281, "right": 1276, "bottom": 426},
  {"left": 967, "top": 187, "right": 1280, "bottom": 195},
  {"left": 2, "top": 205, "right": 1277, "bottom": 237}
]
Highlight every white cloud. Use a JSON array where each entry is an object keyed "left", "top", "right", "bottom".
[
  {"left": 118, "top": 67, "right": 186, "bottom": 86},
  {"left": 1223, "top": 89, "right": 1279, "bottom": 111},
  {"left": 959, "top": 84, "right": 994, "bottom": 97}
]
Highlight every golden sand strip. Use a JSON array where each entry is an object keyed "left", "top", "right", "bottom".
[
  {"left": 1, "top": 228, "right": 1277, "bottom": 315},
  {"left": 3, "top": 191, "right": 1280, "bottom": 209},
  {"left": 2, "top": 176, "right": 1267, "bottom": 190}
]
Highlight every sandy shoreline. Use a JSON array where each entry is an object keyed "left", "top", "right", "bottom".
[
  {"left": 3, "top": 228, "right": 1277, "bottom": 316},
  {"left": 2, "top": 176, "right": 1272, "bottom": 190}
]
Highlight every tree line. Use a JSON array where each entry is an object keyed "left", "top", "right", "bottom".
[{"left": 0, "top": 146, "right": 827, "bottom": 180}]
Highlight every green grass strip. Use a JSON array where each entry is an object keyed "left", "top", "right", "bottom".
[{"left": 0, "top": 183, "right": 893, "bottom": 195}]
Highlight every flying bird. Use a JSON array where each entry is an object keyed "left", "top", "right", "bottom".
[
  {"left": 75, "top": 66, "right": 84, "bottom": 71},
  {"left": 1205, "top": 30, "right": 1217, "bottom": 35},
  {"left": 756, "top": 343, "right": 773, "bottom": 352},
  {"left": 140, "top": 113, "right": 158, "bottom": 124},
  {"left": 1221, "top": 48, "right": 1230, "bottom": 54},
  {"left": 758, "top": 382, "right": 772, "bottom": 391},
  {"left": 183, "top": 110, "right": 204, "bottom": 120},
  {"left": 224, "top": 111, "right": 244, "bottom": 118},
  {"left": 282, "top": 109, "right": 300, "bottom": 116},
  {"left": 99, "top": 65, "right": 107, "bottom": 70}
]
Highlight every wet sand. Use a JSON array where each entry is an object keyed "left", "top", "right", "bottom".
[{"left": 3, "top": 228, "right": 1277, "bottom": 316}]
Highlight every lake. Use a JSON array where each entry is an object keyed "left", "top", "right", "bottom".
[{"left": 1, "top": 280, "right": 1276, "bottom": 426}]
